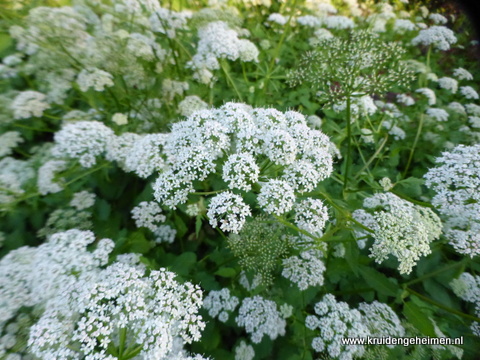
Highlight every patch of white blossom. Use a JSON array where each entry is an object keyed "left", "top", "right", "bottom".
[
  {"left": 236, "top": 296, "right": 286, "bottom": 344},
  {"left": 203, "top": 288, "right": 239, "bottom": 323},
  {"left": 424, "top": 144, "right": 480, "bottom": 257},
  {"left": 352, "top": 193, "right": 442, "bottom": 274}
]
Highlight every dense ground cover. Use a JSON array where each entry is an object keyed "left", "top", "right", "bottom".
[{"left": 0, "top": 0, "right": 479, "bottom": 359}]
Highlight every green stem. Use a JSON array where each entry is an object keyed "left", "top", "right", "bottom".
[
  {"left": 64, "top": 162, "right": 110, "bottom": 187},
  {"left": 353, "top": 134, "right": 388, "bottom": 181},
  {"left": 118, "top": 328, "right": 127, "bottom": 357},
  {"left": 402, "top": 258, "right": 469, "bottom": 287},
  {"left": 263, "top": 0, "right": 297, "bottom": 93},
  {"left": 343, "top": 95, "right": 352, "bottom": 195},
  {"left": 403, "top": 113, "right": 424, "bottom": 177},
  {"left": 220, "top": 60, "right": 243, "bottom": 101},
  {"left": 405, "top": 287, "right": 480, "bottom": 323}
]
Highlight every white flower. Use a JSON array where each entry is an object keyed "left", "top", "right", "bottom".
[
  {"left": 426, "top": 107, "right": 449, "bottom": 121},
  {"left": 37, "top": 160, "right": 67, "bottom": 195},
  {"left": 411, "top": 26, "right": 457, "bottom": 51},
  {"left": 11, "top": 91, "right": 50, "bottom": 119},
  {"left": 124, "top": 133, "right": 168, "bottom": 178},
  {"left": 393, "top": 19, "right": 417, "bottom": 32},
  {"left": 438, "top": 77, "right": 458, "bottom": 93},
  {"left": 0, "top": 131, "right": 23, "bottom": 158},
  {"left": 465, "top": 103, "right": 480, "bottom": 116},
  {"left": 294, "top": 198, "right": 328, "bottom": 236},
  {"left": 222, "top": 153, "right": 259, "bottom": 191},
  {"left": 203, "top": 288, "right": 239, "bottom": 322},
  {"left": 131, "top": 201, "right": 166, "bottom": 232},
  {"left": 424, "top": 144, "right": 480, "bottom": 257},
  {"left": 162, "top": 79, "right": 189, "bottom": 101},
  {"left": 307, "top": 294, "right": 369, "bottom": 359},
  {"left": 453, "top": 67, "right": 473, "bottom": 80},
  {"left": 460, "top": 86, "right": 479, "bottom": 99},
  {"left": 267, "top": 13, "right": 288, "bottom": 26},
  {"left": 416, "top": 87, "right": 436, "bottom": 105},
  {"left": 30, "top": 262, "right": 205, "bottom": 359},
  {"left": 154, "top": 224, "right": 177, "bottom": 244},
  {"left": 77, "top": 68, "right": 114, "bottom": 92},
  {"left": 178, "top": 96, "right": 208, "bottom": 117},
  {"left": 257, "top": 180, "right": 295, "bottom": 215},
  {"left": 282, "top": 249, "right": 326, "bottom": 290},
  {"left": 353, "top": 193, "right": 442, "bottom": 274},
  {"left": 262, "top": 129, "right": 298, "bottom": 165},
  {"left": 448, "top": 102, "right": 466, "bottom": 115},
  {"left": 236, "top": 296, "right": 286, "bottom": 344},
  {"left": 112, "top": 112, "right": 128, "bottom": 125},
  {"left": 397, "top": 93, "right": 415, "bottom": 106},
  {"left": 358, "top": 301, "right": 405, "bottom": 347},
  {"left": 70, "top": 190, "right": 95, "bottom": 210},
  {"left": 235, "top": 340, "right": 255, "bottom": 360},
  {"left": 428, "top": 13, "right": 448, "bottom": 25},
  {"left": 207, "top": 191, "right": 251, "bottom": 233},
  {"left": 323, "top": 15, "right": 355, "bottom": 29}
]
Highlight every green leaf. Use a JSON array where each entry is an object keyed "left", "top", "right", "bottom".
[
  {"left": 195, "top": 216, "right": 202, "bottom": 238},
  {"left": 173, "top": 213, "right": 188, "bottom": 237},
  {"left": 170, "top": 252, "right": 197, "bottom": 276},
  {"left": 403, "top": 301, "right": 436, "bottom": 336},
  {"left": 214, "top": 267, "right": 237, "bottom": 278},
  {"left": 127, "top": 231, "right": 151, "bottom": 254},
  {"left": 358, "top": 266, "right": 398, "bottom": 297}
]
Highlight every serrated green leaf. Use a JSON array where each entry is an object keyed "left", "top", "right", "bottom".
[
  {"left": 128, "top": 231, "right": 151, "bottom": 254},
  {"left": 214, "top": 267, "right": 236, "bottom": 278},
  {"left": 403, "top": 301, "right": 436, "bottom": 336},
  {"left": 174, "top": 213, "right": 188, "bottom": 237},
  {"left": 358, "top": 266, "right": 398, "bottom": 297},
  {"left": 170, "top": 252, "right": 197, "bottom": 276}
]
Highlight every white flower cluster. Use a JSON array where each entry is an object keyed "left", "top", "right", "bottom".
[
  {"left": 281, "top": 249, "right": 326, "bottom": 290},
  {"left": 131, "top": 201, "right": 166, "bottom": 232},
  {"left": 438, "top": 77, "right": 458, "bottom": 93},
  {"left": 178, "top": 95, "right": 209, "bottom": 117},
  {"left": 394, "top": 19, "right": 417, "bottom": 33},
  {"left": 358, "top": 301, "right": 405, "bottom": 347},
  {"left": 306, "top": 294, "right": 369, "bottom": 360},
  {"left": 294, "top": 198, "right": 329, "bottom": 236},
  {"left": 424, "top": 144, "right": 480, "bottom": 257},
  {"left": 236, "top": 295, "right": 286, "bottom": 344},
  {"left": 352, "top": 193, "right": 442, "bottom": 274},
  {"left": 222, "top": 153, "right": 259, "bottom": 191},
  {"left": 206, "top": 191, "right": 251, "bottom": 233},
  {"left": 0, "top": 131, "right": 23, "bottom": 158},
  {"left": 37, "top": 159, "right": 67, "bottom": 195},
  {"left": 123, "top": 133, "right": 168, "bottom": 178},
  {"left": 411, "top": 26, "right": 457, "bottom": 51},
  {"left": 11, "top": 91, "right": 50, "bottom": 119},
  {"left": 0, "top": 228, "right": 206, "bottom": 359},
  {"left": 0, "top": 230, "right": 113, "bottom": 333},
  {"left": 0, "top": 157, "right": 34, "bottom": 204},
  {"left": 188, "top": 21, "right": 259, "bottom": 84},
  {"left": 151, "top": 103, "right": 333, "bottom": 233},
  {"left": 450, "top": 273, "right": 480, "bottom": 336},
  {"left": 154, "top": 224, "right": 177, "bottom": 244},
  {"left": 234, "top": 340, "right": 255, "bottom": 360},
  {"left": 30, "top": 262, "right": 206, "bottom": 360},
  {"left": 52, "top": 121, "right": 114, "bottom": 168},
  {"left": 453, "top": 67, "right": 473, "bottom": 81},
  {"left": 69, "top": 190, "right": 96, "bottom": 210},
  {"left": 460, "top": 86, "right": 479, "bottom": 100},
  {"left": 76, "top": 67, "right": 114, "bottom": 92},
  {"left": 416, "top": 87, "right": 436, "bottom": 105},
  {"left": 426, "top": 107, "right": 449, "bottom": 122},
  {"left": 203, "top": 288, "right": 239, "bottom": 322}
]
